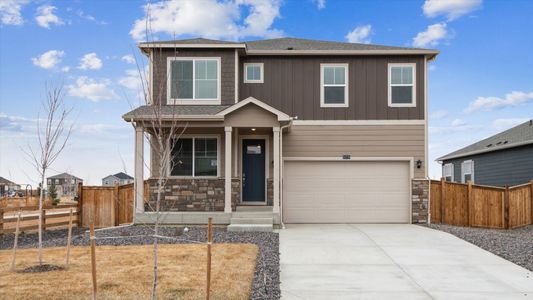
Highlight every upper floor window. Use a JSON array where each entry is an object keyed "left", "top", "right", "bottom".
[
  {"left": 388, "top": 63, "right": 416, "bottom": 107},
  {"left": 443, "top": 163, "right": 454, "bottom": 182},
  {"left": 244, "top": 63, "right": 264, "bottom": 83},
  {"left": 168, "top": 57, "right": 221, "bottom": 104},
  {"left": 461, "top": 160, "right": 474, "bottom": 183},
  {"left": 320, "top": 64, "right": 349, "bottom": 107}
]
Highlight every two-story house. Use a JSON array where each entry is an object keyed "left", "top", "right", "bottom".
[
  {"left": 47, "top": 172, "right": 83, "bottom": 198},
  {"left": 123, "top": 37, "right": 438, "bottom": 228},
  {"left": 102, "top": 172, "right": 134, "bottom": 186}
]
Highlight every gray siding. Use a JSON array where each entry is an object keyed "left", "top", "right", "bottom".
[
  {"left": 239, "top": 55, "right": 425, "bottom": 120},
  {"left": 443, "top": 144, "right": 533, "bottom": 186},
  {"left": 151, "top": 48, "right": 235, "bottom": 105}
]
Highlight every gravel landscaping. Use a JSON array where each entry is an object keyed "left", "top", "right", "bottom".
[
  {"left": 0, "top": 225, "right": 280, "bottom": 300},
  {"left": 427, "top": 224, "right": 533, "bottom": 272}
]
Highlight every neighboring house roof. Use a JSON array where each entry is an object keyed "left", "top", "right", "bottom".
[
  {"left": 0, "top": 176, "right": 16, "bottom": 185},
  {"left": 123, "top": 105, "right": 229, "bottom": 121},
  {"left": 113, "top": 172, "right": 133, "bottom": 180},
  {"left": 138, "top": 37, "right": 439, "bottom": 59},
  {"left": 47, "top": 172, "right": 83, "bottom": 181},
  {"left": 437, "top": 120, "right": 533, "bottom": 161}
]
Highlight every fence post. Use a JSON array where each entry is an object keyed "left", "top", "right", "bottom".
[
  {"left": 206, "top": 217, "right": 212, "bottom": 300},
  {"left": 114, "top": 184, "right": 120, "bottom": 226},
  {"left": 467, "top": 181, "right": 472, "bottom": 226},
  {"left": 530, "top": 180, "right": 533, "bottom": 225},
  {"left": 77, "top": 182, "right": 83, "bottom": 227},
  {"left": 90, "top": 213, "right": 97, "bottom": 300},
  {"left": 0, "top": 208, "right": 4, "bottom": 235},
  {"left": 503, "top": 185, "right": 510, "bottom": 229},
  {"left": 66, "top": 208, "right": 73, "bottom": 265},
  {"left": 10, "top": 210, "right": 21, "bottom": 270},
  {"left": 440, "top": 177, "right": 446, "bottom": 223}
]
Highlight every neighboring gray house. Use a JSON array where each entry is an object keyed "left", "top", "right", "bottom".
[
  {"left": 102, "top": 172, "right": 134, "bottom": 186},
  {"left": 123, "top": 37, "right": 439, "bottom": 228},
  {"left": 47, "top": 173, "right": 83, "bottom": 197},
  {"left": 437, "top": 120, "right": 533, "bottom": 187},
  {"left": 0, "top": 177, "right": 20, "bottom": 196}
]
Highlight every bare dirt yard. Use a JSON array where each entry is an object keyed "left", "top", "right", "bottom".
[{"left": 1, "top": 243, "right": 258, "bottom": 299}]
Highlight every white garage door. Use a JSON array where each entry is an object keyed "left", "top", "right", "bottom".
[{"left": 283, "top": 161, "right": 410, "bottom": 223}]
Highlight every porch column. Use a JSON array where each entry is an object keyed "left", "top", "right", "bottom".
[
  {"left": 273, "top": 127, "right": 280, "bottom": 213},
  {"left": 134, "top": 124, "right": 144, "bottom": 213},
  {"left": 224, "top": 126, "right": 233, "bottom": 213}
]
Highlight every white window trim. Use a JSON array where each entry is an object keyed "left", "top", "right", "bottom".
[
  {"left": 167, "top": 134, "right": 221, "bottom": 178},
  {"left": 443, "top": 163, "right": 454, "bottom": 181},
  {"left": 388, "top": 63, "right": 416, "bottom": 107},
  {"left": 320, "top": 63, "right": 349, "bottom": 108},
  {"left": 167, "top": 57, "right": 222, "bottom": 105},
  {"left": 243, "top": 62, "right": 264, "bottom": 83},
  {"left": 461, "top": 160, "right": 474, "bottom": 183}
]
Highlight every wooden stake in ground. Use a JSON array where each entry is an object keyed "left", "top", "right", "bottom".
[
  {"left": 206, "top": 217, "right": 213, "bottom": 300},
  {"left": 89, "top": 215, "right": 97, "bottom": 300},
  {"left": 10, "top": 210, "right": 22, "bottom": 271},
  {"left": 65, "top": 208, "right": 73, "bottom": 265}
]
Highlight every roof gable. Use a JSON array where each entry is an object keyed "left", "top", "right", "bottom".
[{"left": 217, "top": 97, "right": 291, "bottom": 121}]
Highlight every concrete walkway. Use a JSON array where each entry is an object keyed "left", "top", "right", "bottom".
[{"left": 279, "top": 224, "right": 533, "bottom": 299}]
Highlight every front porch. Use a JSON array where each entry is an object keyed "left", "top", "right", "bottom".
[{"left": 124, "top": 97, "right": 292, "bottom": 226}]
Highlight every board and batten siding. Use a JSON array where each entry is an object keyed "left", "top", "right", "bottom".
[
  {"left": 444, "top": 144, "right": 533, "bottom": 187},
  {"left": 151, "top": 48, "right": 236, "bottom": 105},
  {"left": 239, "top": 55, "right": 426, "bottom": 120},
  {"left": 283, "top": 124, "right": 425, "bottom": 178}
]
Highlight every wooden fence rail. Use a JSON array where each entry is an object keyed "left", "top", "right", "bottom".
[
  {"left": 0, "top": 203, "right": 79, "bottom": 234},
  {"left": 430, "top": 179, "right": 533, "bottom": 229}
]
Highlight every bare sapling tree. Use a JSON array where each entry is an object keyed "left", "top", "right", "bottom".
[
  {"left": 23, "top": 83, "right": 73, "bottom": 265},
  {"left": 127, "top": 30, "right": 186, "bottom": 298}
]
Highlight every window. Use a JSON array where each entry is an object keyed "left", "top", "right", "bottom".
[
  {"left": 55, "top": 179, "right": 59, "bottom": 184},
  {"left": 47, "top": 179, "right": 51, "bottom": 185},
  {"left": 170, "top": 137, "right": 219, "bottom": 177},
  {"left": 443, "top": 163, "right": 454, "bottom": 182},
  {"left": 244, "top": 63, "right": 264, "bottom": 83},
  {"left": 388, "top": 63, "right": 416, "bottom": 107},
  {"left": 168, "top": 57, "right": 220, "bottom": 104},
  {"left": 461, "top": 160, "right": 474, "bottom": 183},
  {"left": 321, "top": 64, "right": 349, "bottom": 107}
]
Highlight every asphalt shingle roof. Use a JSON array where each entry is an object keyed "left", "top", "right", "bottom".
[
  {"left": 438, "top": 120, "right": 533, "bottom": 161},
  {"left": 47, "top": 173, "right": 83, "bottom": 180},
  {"left": 123, "top": 105, "right": 229, "bottom": 120},
  {"left": 113, "top": 172, "right": 133, "bottom": 180},
  {"left": 0, "top": 176, "right": 16, "bottom": 185},
  {"left": 245, "top": 37, "right": 429, "bottom": 51},
  {"left": 139, "top": 38, "right": 243, "bottom": 46}
]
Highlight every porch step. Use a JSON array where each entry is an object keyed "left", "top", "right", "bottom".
[
  {"left": 230, "top": 217, "right": 273, "bottom": 225},
  {"left": 235, "top": 206, "right": 273, "bottom": 212},
  {"left": 231, "top": 211, "right": 274, "bottom": 218},
  {"left": 227, "top": 224, "right": 273, "bottom": 232}
]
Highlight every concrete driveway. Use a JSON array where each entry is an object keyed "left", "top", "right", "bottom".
[{"left": 279, "top": 224, "right": 533, "bottom": 299}]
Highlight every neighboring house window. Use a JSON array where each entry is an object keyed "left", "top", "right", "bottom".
[
  {"left": 55, "top": 179, "right": 59, "bottom": 184},
  {"left": 168, "top": 57, "right": 221, "bottom": 104},
  {"left": 170, "top": 137, "right": 219, "bottom": 177},
  {"left": 47, "top": 179, "right": 51, "bottom": 185},
  {"left": 244, "top": 63, "right": 264, "bottom": 83},
  {"left": 71, "top": 179, "right": 75, "bottom": 184},
  {"left": 320, "top": 64, "right": 349, "bottom": 107},
  {"left": 443, "top": 163, "right": 454, "bottom": 182},
  {"left": 388, "top": 63, "right": 416, "bottom": 107},
  {"left": 461, "top": 160, "right": 474, "bottom": 183}
]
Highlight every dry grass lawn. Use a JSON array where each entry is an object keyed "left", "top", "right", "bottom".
[{"left": 0, "top": 243, "right": 258, "bottom": 300}]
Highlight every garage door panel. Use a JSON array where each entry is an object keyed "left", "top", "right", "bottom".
[{"left": 283, "top": 161, "right": 410, "bottom": 223}]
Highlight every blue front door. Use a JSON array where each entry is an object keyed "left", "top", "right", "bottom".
[{"left": 242, "top": 139, "right": 266, "bottom": 202}]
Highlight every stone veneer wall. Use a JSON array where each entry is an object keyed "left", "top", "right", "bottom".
[
  {"left": 266, "top": 178, "right": 273, "bottom": 206},
  {"left": 411, "top": 179, "right": 429, "bottom": 224},
  {"left": 146, "top": 178, "right": 240, "bottom": 212}
]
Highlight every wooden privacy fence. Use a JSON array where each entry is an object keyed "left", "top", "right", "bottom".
[
  {"left": 78, "top": 182, "right": 147, "bottom": 228},
  {"left": 0, "top": 203, "right": 79, "bottom": 234},
  {"left": 430, "top": 179, "right": 533, "bottom": 229}
]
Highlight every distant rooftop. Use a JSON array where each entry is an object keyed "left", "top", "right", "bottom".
[
  {"left": 438, "top": 120, "right": 533, "bottom": 161},
  {"left": 112, "top": 172, "right": 133, "bottom": 180},
  {"left": 0, "top": 176, "right": 16, "bottom": 185},
  {"left": 47, "top": 172, "right": 83, "bottom": 180}
]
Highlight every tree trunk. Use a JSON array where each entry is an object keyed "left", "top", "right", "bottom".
[
  {"left": 151, "top": 178, "right": 163, "bottom": 300},
  {"left": 38, "top": 171, "right": 45, "bottom": 265}
]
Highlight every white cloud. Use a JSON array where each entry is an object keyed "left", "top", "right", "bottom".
[
  {"left": 423, "top": 0, "right": 482, "bottom": 21},
  {"left": 118, "top": 69, "right": 144, "bottom": 91},
  {"left": 35, "top": 5, "right": 63, "bottom": 28},
  {"left": 428, "top": 64, "right": 437, "bottom": 71},
  {"left": 314, "top": 0, "right": 325, "bottom": 10},
  {"left": 31, "top": 50, "right": 64, "bottom": 69},
  {"left": 345, "top": 24, "right": 372, "bottom": 44},
  {"left": 121, "top": 55, "right": 136, "bottom": 64},
  {"left": 412, "top": 23, "right": 449, "bottom": 47},
  {"left": 430, "top": 109, "right": 448, "bottom": 119},
  {"left": 67, "top": 76, "right": 118, "bottom": 101},
  {"left": 129, "top": 0, "right": 283, "bottom": 41},
  {"left": 76, "top": 9, "right": 107, "bottom": 25},
  {"left": 464, "top": 91, "right": 533, "bottom": 113},
  {"left": 61, "top": 66, "right": 70, "bottom": 73},
  {"left": 0, "top": 0, "right": 29, "bottom": 25},
  {"left": 492, "top": 118, "right": 529, "bottom": 131},
  {"left": 78, "top": 53, "right": 103, "bottom": 70},
  {"left": 429, "top": 118, "right": 477, "bottom": 134},
  {"left": 451, "top": 118, "right": 466, "bottom": 127}
]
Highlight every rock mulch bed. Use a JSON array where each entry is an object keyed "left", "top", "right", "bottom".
[
  {"left": 1, "top": 225, "right": 280, "bottom": 300},
  {"left": 427, "top": 224, "right": 533, "bottom": 272}
]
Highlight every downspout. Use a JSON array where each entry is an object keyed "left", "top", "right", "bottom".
[
  {"left": 424, "top": 55, "right": 431, "bottom": 225},
  {"left": 279, "top": 118, "right": 293, "bottom": 229}
]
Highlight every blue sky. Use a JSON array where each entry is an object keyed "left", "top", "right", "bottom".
[{"left": 1, "top": 0, "right": 532, "bottom": 185}]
